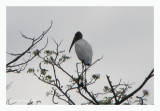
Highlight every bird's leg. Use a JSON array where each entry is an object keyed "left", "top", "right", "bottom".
[
  {"left": 76, "top": 62, "right": 80, "bottom": 86},
  {"left": 81, "top": 62, "right": 84, "bottom": 86},
  {"left": 84, "top": 65, "right": 87, "bottom": 88},
  {"left": 76, "top": 62, "right": 82, "bottom": 77}
]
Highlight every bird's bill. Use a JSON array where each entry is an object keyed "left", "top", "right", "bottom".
[
  {"left": 69, "top": 31, "right": 82, "bottom": 53},
  {"left": 69, "top": 36, "right": 77, "bottom": 53}
]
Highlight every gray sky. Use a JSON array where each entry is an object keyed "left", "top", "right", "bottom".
[{"left": 7, "top": 6, "right": 154, "bottom": 105}]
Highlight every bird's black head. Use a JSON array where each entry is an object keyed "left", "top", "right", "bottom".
[
  {"left": 69, "top": 31, "right": 83, "bottom": 53},
  {"left": 75, "top": 31, "right": 83, "bottom": 40}
]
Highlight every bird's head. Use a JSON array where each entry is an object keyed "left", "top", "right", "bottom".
[{"left": 69, "top": 31, "right": 83, "bottom": 53}]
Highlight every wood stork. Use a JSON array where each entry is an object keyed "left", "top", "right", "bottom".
[
  {"left": 69, "top": 31, "right": 93, "bottom": 87},
  {"left": 69, "top": 31, "right": 93, "bottom": 66}
]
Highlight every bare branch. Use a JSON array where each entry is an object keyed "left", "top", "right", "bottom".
[
  {"left": 52, "top": 90, "right": 58, "bottom": 104},
  {"left": 6, "top": 98, "right": 17, "bottom": 105},
  {"left": 77, "top": 88, "right": 96, "bottom": 105},
  {"left": 65, "top": 87, "right": 77, "bottom": 94},
  {"left": 7, "top": 38, "right": 49, "bottom": 73},
  {"left": 6, "top": 82, "right": 13, "bottom": 90},
  {"left": 115, "top": 69, "right": 154, "bottom": 105},
  {"left": 106, "top": 75, "right": 118, "bottom": 104},
  {"left": 82, "top": 56, "right": 103, "bottom": 74},
  {"left": 32, "top": 49, "right": 76, "bottom": 105},
  {"left": 7, "top": 52, "right": 21, "bottom": 56},
  {"left": 20, "top": 31, "right": 34, "bottom": 41},
  {"left": 26, "top": 36, "right": 153, "bottom": 105},
  {"left": 6, "top": 21, "right": 52, "bottom": 73}
]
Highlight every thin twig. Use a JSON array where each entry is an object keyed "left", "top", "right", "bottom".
[
  {"left": 115, "top": 69, "right": 154, "bottom": 105},
  {"left": 6, "top": 21, "right": 52, "bottom": 73},
  {"left": 106, "top": 75, "right": 118, "bottom": 104}
]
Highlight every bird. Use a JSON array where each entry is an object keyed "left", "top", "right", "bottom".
[{"left": 69, "top": 31, "right": 93, "bottom": 66}]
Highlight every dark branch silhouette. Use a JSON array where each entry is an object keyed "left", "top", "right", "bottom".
[
  {"left": 115, "top": 69, "right": 154, "bottom": 105},
  {"left": 26, "top": 35, "right": 154, "bottom": 105},
  {"left": 106, "top": 69, "right": 154, "bottom": 105},
  {"left": 6, "top": 21, "right": 53, "bottom": 73},
  {"left": 7, "top": 21, "right": 153, "bottom": 105},
  {"left": 106, "top": 76, "right": 118, "bottom": 103}
]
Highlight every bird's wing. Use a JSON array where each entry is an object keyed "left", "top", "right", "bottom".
[{"left": 75, "top": 39, "right": 93, "bottom": 65}]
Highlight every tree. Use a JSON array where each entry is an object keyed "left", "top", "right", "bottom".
[
  {"left": 6, "top": 21, "right": 52, "bottom": 105},
  {"left": 7, "top": 21, "right": 154, "bottom": 105},
  {"left": 6, "top": 21, "right": 53, "bottom": 73}
]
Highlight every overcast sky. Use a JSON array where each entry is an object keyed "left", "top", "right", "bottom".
[{"left": 6, "top": 6, "right": 154, "bottom": 105}]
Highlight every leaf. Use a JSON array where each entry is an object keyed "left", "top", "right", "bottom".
[
  {"left": 33, "top": 49, "right": 40, "bottom": 56},
  {"left": 27, "top": 99, "right": 33, "bottom": 105},
  {"left": 46, "top": 92, "right": 50, "bottom": 96},
  {"left": 92, "top": 74, "right": 100, "bottom": 80},
  {"left": 103, "top": 86, "right": 108, "bottom": 92},
  {"left": 121, "top": 94, "right": 127, "bottom": 99},
  {"left": 59, "top": 54, "right": 71, "bottom": 63},
  {"left": 44, "top": 50, "right": 57, "bottom": 55},
  {"left": 27, "top": 68, "right": 34, "bottom": 73},
  {"left": 73, "top": 77, "right": 79, "bottom": 83},
  {"left": 41, "top": 69, "right": 48, "bottom": 75},
  {"left": 143, "top": 89, "right": 149, "bottom": 96},
  {"left": 66, "top": 85, "right": 71, "bottom": 89},
  {"left": 123, "top": 103, "right": 130, "bottom": 105},
  {"left": 36, "top": 100, "right": 41, "bottom": 105},
  {"left": 46, "top": 75, "right": 52, "bottom": 80},
  {"left": 99, "top": 100, "right": 108, "bottom": 105}
]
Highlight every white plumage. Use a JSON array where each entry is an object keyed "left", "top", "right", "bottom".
[
  {"left": 69, "top": 31, "right": 93, "bottom": 66},
  {"left": 75, "top": 39, "right": 93, "bottom": 65}
]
